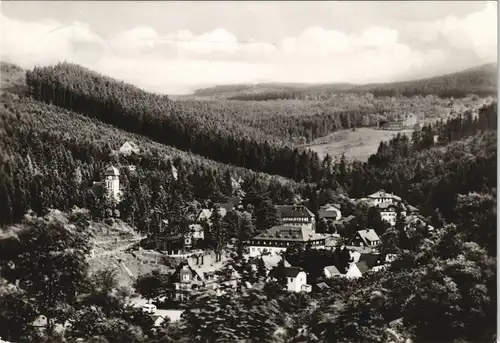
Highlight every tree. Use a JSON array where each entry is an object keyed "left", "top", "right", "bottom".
[
  {"left": 253, "top": 199, "right": 280, "bottom": 232},
  {"left": 208, "top": 205, "right": 225, "bottom": 262},
  {"left": 0, "top": 289, "right": 38, "bottom": 342},
  {"left": 181, "top": 288, "right": 280, "bottom": 343},
  {"left": 0, "top": 210, "right": 91, "bottom": 336},
  {"left": 454, "top": 192, "right": 496, "bottom": 255},
  {"left": 366, "top": 207, "right": 388, "bottom": 236},
  {"left": 134, "top": 270, "right": 172, "bottom": 303}
]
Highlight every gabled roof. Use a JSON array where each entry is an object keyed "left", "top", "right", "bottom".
[
  {"left": 320, "top": 203, "right": 341, "bottom": 211},
  {"left": 121, "top": 141, "right": 139, "bottom": 150},
  {"left": 276, "top": 205, "right": 314, "bottom": 219},
  {"left": 356, "top": 229, "right": 381, "bottom": 245},
  {"left": 284, "top": 267, "right": 304, "bottom": 278},
  {"left": 252, "top": 254, "right": 291, "bottom": 271},
  {"left": 367, "top": 190, "right": 401, "bottom": 201},
  {"left": 358, "top": 253, "right": 381, "bottom": 269},
  {"left": 105, "top": 166, "right": 120, "bottom": 176},
  {"left": 172, "top": 262, "right": 204, "bottom": 282},
  {"left": 324, "top": 265, "right": 341, "bottom": 275},
  {"left": 407, "top": 205, "right": 419, "bottom": 213},
  {"left": 316, "top": 282, "right": 330, "bottom": 290},
  {"left": 356, "top": 261, "right": 371, "bottom": 274},
  {"left": 196, "top": 208, "right": 227, "bottom": 222},
  {"left": 251, "top": 226, "right": 325, "bottom": 243}
]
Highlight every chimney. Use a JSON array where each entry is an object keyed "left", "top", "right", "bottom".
[{"left": 201, "top": 254, "right": 205, "bottom": 265}]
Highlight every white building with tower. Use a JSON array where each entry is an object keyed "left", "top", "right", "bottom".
[{"left": 104, "top": 165, "right": 122, "bottom": 203}]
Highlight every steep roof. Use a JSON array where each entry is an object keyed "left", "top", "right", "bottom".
[
  {"left": 276, "top": 205, "right": 314, "bottom": 219},
  {"left": 121, "top": 141, "right": 139, "bottom": 150},
  {"left": 283, "top": 267, "right": 303, "bottom": 278},
  {"left": 105, "top": 166, "right": 120, "bottom": 176},
  {"left": 258, "top": 254, "right": 291, "bottom": 271},
  {"left": 251, "top": 226, "right": 325, "bottom": 243},
  {"left": 196, "top": 208, "right": 227, "bottom": 222},
  {"left": 324, "top": 265, "right": 341, "bottom": 275},
  {"left": 356, "top": 229, "right": 381, "bottom": 245}
]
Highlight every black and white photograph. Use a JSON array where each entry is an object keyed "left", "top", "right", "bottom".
[{"left": 0, "top": 1, "right": 498, "bottom": 342}]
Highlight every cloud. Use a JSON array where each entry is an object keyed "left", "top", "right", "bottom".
[
  {"left": 406, "top": 2, "right": 497, "bottom": 61},
  {"left": 0, "top": 3, "right": 496, "bottom": 94}
]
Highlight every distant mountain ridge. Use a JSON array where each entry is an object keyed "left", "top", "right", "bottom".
[{"left": 191, "top": 63, "right": 498, "bottom": 99}]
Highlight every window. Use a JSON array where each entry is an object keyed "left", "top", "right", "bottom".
[{"left": 183, "top": 274, "right": 190, "bottom": 281}]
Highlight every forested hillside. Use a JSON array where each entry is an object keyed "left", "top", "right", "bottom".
[
  {"left": 0, "top": 91, "right": 310, "bottom": 229},
  {"left": 352, "top": 63, "right": 498, "bottom": 97},
  {"left": 25, "top": 63, "right": 325, "bottom": 181},
  {"left": 194, "top": 63, "right": 497, "bottom": 100}
]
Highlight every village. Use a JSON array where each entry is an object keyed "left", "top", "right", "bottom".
[{"left": 86, "top": 141, "right": 436, "bottom": 327}]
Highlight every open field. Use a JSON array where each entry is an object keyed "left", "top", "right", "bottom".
[{"left": 303, "top": 128, "right": 414, "bottom": 162}]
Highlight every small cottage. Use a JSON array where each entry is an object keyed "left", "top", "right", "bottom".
[
  {"left": 350, "top": 229, "right": 381, "bottom": 248},
  {"left": 323, "top": 265, "right": 342, "bottom": 278},
  {"left": 283, "top": 267, "right": 310, "bottom": 293},
  {"left": 119, "top": 141, "right": 140, "bottom": 156},
  {"left": 318, "top": 203, "right": 342, "bottom": 221}
]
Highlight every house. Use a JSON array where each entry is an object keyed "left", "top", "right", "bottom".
[
  {"left": 405, "top": 215, "right": 434, "bottom": 232},
  {"left": 314, "top": 282, "right": 330, "bottom": 292},
  {"left": 186, "top": 224, "right": 205, "bottom": 247},
  {"left": 246, "top": 226, "right": 326, "bottom": 257},
  {"left": 350, "top": 229, "right": 381, "bottom": 248},
  {"left": 171, "top": 165, "right": 178, "bottom": 181},
  {"left": 318, "top": 203, "right": 342, "bottom": 221},
  {"left": 119, "top": 141, "right": 140, "bottom": 156},
  {"left": 151, "top": 314, "right": 167, "bottom": 327},
  {"left": 215, "top": 196, "right": 241, "bottom": 211},
  {"left": 344, "top": 263, "right": 363, "bottom": 279},
  {"left": 324, "top": 233, "right": 341, "bottom": 250},
  {"left": 406, "top": 205, "right": 420, "bottom": 214},
  {"left": 171, "top": 262, "right": 205, "bottom": 301},
  {"left": 376, "top": 203, "right": 405, "bottom": 226},
  {"left": 367, "top": 190, "right": 402, "bottom": 206},
  {"left": 261, "top": 254, "right": 291, "bottom": 273},
  {"left": 195, "top": 208, "right": 228, "bottom": 225},
  {"left": 155, "top": 234, "right": 185, "bottom": 254},
  {"left": 92, "top": 165, "right": 123, "bottom": 203},
  {"left": 276, "top": 205, "right": 315, "bottom": 230},
  {"left": 385, "top": 253, "right": 398, "bottom": 263},
  {"left": 323, "top": 265, "right": 342, "bottom": 278},
  {"left": 283, "top": 267, "right": 310, "bottom": 293},
  {"left": 345, "top": 253, "right": 386, "bottom": 278}
]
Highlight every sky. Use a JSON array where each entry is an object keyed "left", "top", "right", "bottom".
[{"left": 1, "top": 1, "right": 498, "bottom": 94}]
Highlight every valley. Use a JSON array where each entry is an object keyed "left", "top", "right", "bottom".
[{"left": 0, "top": 58, "right": 497, "bottom": 343}]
